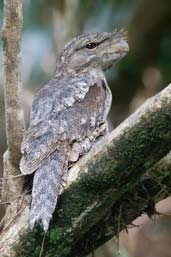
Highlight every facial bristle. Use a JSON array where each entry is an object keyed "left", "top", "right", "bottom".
[{"left": 112, "top": 28, "right": 128, "bottom": 40}]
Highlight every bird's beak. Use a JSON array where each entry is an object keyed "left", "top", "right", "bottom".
[{"left": 114, "top": 38, "right": 129, "bottom": 54}]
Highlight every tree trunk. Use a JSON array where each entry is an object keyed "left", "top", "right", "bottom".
[{"left": 1, "top": 0, "right": 25, "bottom": 226}]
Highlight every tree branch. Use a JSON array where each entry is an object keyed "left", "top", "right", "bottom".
[
  {"left": 1, "top": 84, "right": 171, "bottom": 256},
  {"left": 1, "top": 0, "right": 25, "bottom": 202},
  {"left": 70, "top": 151, "right": 171, "bottom": 257}
]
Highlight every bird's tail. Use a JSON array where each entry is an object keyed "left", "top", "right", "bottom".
[{"left": 29, "top": 151, "right": 66, "bottom": 231}]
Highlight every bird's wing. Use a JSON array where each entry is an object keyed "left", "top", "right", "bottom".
[
  {"left": 29, "top": 74, "right": 98, "bottom": 127},
  {"left": 20, "top": 74, "right": 106, "bottom": 174}
]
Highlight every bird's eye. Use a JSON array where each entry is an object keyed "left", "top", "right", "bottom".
[{"left": 85, "top": 43, "right": 97, "bottom": 49}]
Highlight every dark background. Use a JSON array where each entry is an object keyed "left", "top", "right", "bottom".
[{"left": 1, "top": 0, "right": 171, "bottom": 256}]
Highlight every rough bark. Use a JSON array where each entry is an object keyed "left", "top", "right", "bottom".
[
  {"left": 1, "top": 0, "right": 25, "bottom": 216},
  {"left": 1, "top": 84, "right": 171, "bottom": 257}
]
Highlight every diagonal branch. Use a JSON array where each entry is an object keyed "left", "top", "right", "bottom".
[{"left": 1, "top": 84, "right": 171, "bottom": 257}]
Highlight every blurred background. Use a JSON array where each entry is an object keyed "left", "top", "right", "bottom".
[{"left": 1, "top": 0, "right": 171, "bottom": 256}]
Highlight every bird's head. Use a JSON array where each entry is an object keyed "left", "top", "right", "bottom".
[{"left": 57, "top": 30, "right": 129, "bottom": 73}]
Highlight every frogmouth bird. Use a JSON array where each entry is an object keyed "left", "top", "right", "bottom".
[{"left": 20, "top": 30, "right": 129, "bottom": 231}]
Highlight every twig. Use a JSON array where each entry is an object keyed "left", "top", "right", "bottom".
[
  {"left": 39, "top": 234, "right": 46, "bottom": 257},
  {"left": 0, "top": 174, "right": 24, "bottom": 181},
  {"left": 0, "top": 189, "right": 31, "bottom": 205}
]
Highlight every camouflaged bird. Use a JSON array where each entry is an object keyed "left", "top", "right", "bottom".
[{"left": 20, "top": 30, "right": 129, "bottom": 231}]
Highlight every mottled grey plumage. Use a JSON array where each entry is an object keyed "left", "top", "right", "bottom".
[{"left": 20, "top": 30, "right": 129, "bottom": 231}]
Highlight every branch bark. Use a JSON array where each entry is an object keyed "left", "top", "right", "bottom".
[
  {"left": 1, "top": 0, "right": 25, "bottom": 215},
  {"left": 1, "top": 84, "right": 171, "bottom": 257}
]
